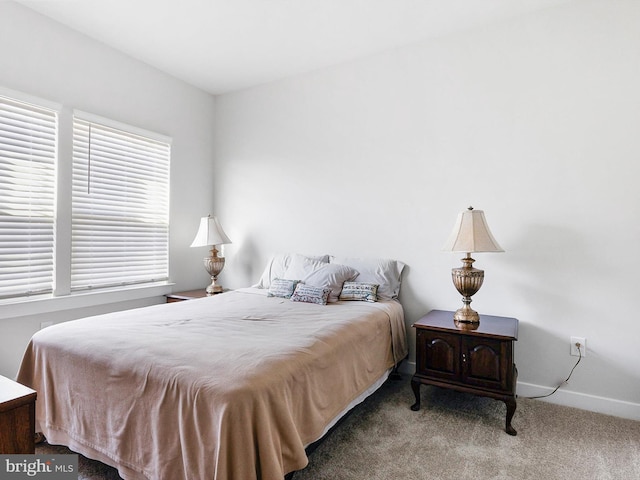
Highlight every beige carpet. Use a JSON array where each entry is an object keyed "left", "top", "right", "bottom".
[{"left": 37, "top": 375, "right": 640, "bottom": 479}]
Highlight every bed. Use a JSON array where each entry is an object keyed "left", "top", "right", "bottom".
[{"left": 17, "top": 254, "right": 408, "bottom": 480}]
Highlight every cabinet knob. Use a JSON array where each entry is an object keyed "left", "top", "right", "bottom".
[{"left": 462, "top": 353, "right": 467, "bottom": 363}]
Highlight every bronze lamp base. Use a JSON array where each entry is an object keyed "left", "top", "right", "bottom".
[
  {"left": 451, "top": 253, "right": 484, "bottom": 324},
  {"left": 203, "top": 246, "right": 226, "bottom": 295}
]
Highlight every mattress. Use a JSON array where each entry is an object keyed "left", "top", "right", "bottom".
[{"left": 17, "top": 288, "right": 407, "bottom": 480}]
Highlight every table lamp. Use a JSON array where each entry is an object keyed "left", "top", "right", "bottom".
[
  {"left": 443, "top": 206, "right": 503, "bottom": 324},
  {"left": 190, "top": 215, "right": 232, "bottom": 295}
]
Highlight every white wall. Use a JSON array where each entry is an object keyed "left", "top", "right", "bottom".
[
  {"left": 0, "top": 3, "right": 216, "bottom": 378},
  {"left": 214, "top": 0, "right": 640, "bottom": 418}
]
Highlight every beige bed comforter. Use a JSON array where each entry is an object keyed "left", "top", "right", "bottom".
[{"left": 17, "top": 289, "right": 407, "bottom": 480}]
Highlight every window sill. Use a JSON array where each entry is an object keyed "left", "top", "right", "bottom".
[{"left": 0, "top": 282, "right": 174, "bottom": 321}]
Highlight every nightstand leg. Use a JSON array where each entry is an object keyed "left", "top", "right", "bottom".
[
  {"left": 504, "top": 397, "right": 517, "bottom": 436},
  {"left": 410, "top": 378, "right": 421, "bottom": 411}
]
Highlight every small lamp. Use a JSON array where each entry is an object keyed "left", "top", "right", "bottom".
[
  {"left": 443, "top": 206, "right": 504, "bottom": 324},
  {"left": 190, "top": 215, "right": 232, "bottom": 295}
]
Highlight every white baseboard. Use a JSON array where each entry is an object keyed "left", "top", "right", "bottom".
[
  {"left": 399, "top": 361, "right": 640, "bottom": 421},
  {"left": 516, "top": 382, "right": 640, "bottom": 421}
]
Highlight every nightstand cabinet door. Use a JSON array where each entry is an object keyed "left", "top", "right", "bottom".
[
  {"left": 462, "top": 336, "right": 509, "bottom": 391},
  {"left": 416, "top": 330, "right": 460, "bottom": 382}
]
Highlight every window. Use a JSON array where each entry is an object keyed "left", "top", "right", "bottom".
[
  {"left": 71, "top": 114, "right": 171, "bottom": 290},
  {"left": 0, "top": 94, "right": 57, "bottom": 299},
  {"left": 0, "top": 88, "right": 172, "bottom": 303}
]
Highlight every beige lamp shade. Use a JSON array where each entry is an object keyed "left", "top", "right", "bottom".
[
  {"left": 443, "top": 207, "right": 503, "bottom": 253},
  {"left": 190, "top": 215, "right": 231, "bottom": 247}
]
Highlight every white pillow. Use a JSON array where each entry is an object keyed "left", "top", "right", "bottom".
[
  {"left": 254, "top": 253, "right": 329, "bottom": 289},
  {"left": 329, "top": 256, "right": 405, "bottom": 300},
  {"left": 283, "top": 254, "right": 358, "bottom": 303}
]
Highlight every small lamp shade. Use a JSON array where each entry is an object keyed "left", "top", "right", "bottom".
[
  {"left": 190, "top": 215, "right": 231, "bottom": 247},
  {"left": 443, "top": 207, "right": 503, "bottom": 253}
]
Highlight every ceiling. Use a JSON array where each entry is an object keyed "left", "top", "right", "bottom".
[{"left": 16, "top": 0, "right": 571, "bottom": 95}]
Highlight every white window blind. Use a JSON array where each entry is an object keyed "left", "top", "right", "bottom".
[
  {"left": 71, "top": 116, "right": 170, "bottom": 291},
  {"left": 0, "top": 95, "right": 57, "bottom": 299}
]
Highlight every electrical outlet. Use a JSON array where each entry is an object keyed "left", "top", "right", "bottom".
[
  {"left": 570, "top": 336, "right": 586, "bottom": 357},
  {"left": 40, "top": 321, "right": 54, "bottom": 330}
]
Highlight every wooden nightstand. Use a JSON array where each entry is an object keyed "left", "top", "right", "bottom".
[
  {"left": 165, "top": 289, "right": 209, "bottom": 303},
  {"left": 0, "top": 375, "right": 36, "bottom": 453},
  {"left": 410, "top": 309, "right": 519, "bottom": 435}
]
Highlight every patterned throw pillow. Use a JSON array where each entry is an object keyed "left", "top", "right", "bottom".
[
  {"left": 339, "top": 282, "right": 379, "bottom": 303},
  {"left": 290, "top": 283, "right": 331, "bottom": 305},
  {"left": 267, "top": 278, "right": 299, "bottom": 299}
]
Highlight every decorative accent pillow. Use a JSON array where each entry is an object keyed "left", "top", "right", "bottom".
[
  {"left": 254, "top": 253, "right": 330, "bottom": 289},
  {"left": 329, "top": 256, "right": 405, "bottom": 301},
  {"left": 290, "top": 284, "right": 331, "bottom": 305},
  {"left": 267, "top": 278, "right": 299, "bottom": 299},
  {"left": 339, "top": 282, "right": 379, "bottom": 303},
  {"left": 283, "top": 254, "right": 359, "bottom": 302}
]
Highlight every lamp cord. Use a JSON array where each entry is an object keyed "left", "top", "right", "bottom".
[{"left": 524, "top": 346, "right": 582, "bottom": 399}]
